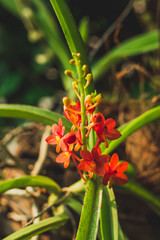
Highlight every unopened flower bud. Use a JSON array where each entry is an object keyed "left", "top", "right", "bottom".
[
  {"left": 64, "top": 70, "right": 74, "bottom": 78},
  {"left": 85, "top": 73, "right": 92, "bottom": 82},
  {"left": 93, "top": 93, "right": 103, "bottom": 102},
  {"left": 72, "top": 81, "right": 78, "bottom": 89},
  {"left": 63, "top": 97, "right": 75, "bottom": 106},
  {"left": 69, "top": 59, "right": 75, "bottom": 64},
  {"left": 85, "top": 95, "right": 92, "bottom": 103}
]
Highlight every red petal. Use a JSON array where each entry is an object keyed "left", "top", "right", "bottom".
[
  {"left": 63, "top": 132, "right": 76, "bottom": 144},
  {"left": 116, "top": 162, "right": 129, "bottom": 173},
  {"left": 52, "top": 124, "right": 59, "bottom": 134},
  {"left": 56, "top": 152, "right": 70, "bottom": 163},
  {"left": 80, "top": 150, "right": 92, "bottom": 161},
  {"left": 96, "top": 154, "right": 110, "bottom": 164},
  {"left": 110, "top": 153, "right": 119, "bottom": 171},
  {"left": 78, "top": 161, "right": 91, "bottom": 172},
  {"left": 94, "top": 164, "right": 106, "bottom": 176},
  {"left": 58, "top": 118, "right": 65, "bottom": 135},
  {"left": 105, "top": 118, "right": 116, "bottom": 130},
  {"left": 102, "top": 173, "right": 110, "bottom": 186},
  {"left": 112, "top": 173, "right": 128, "bottom": 185},
  {"left": 45, "top": 135, "right": 57, "bottom": 145},
  {"left": 91, "top": 146, "right": 101, "bottom": 159},
  {"left": 104, "top": 163, "right": 110, "bottom": 173},
  {"left": 104, "top": 129, "right": 121, "bottom": 140}
]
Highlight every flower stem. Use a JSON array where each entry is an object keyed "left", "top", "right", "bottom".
[{"left": 73, "top": 54, "right": 87, "bottom": 149}]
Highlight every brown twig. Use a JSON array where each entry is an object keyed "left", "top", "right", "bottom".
[
  {"left": 25, "top": 191, "right": 70, "bottom": 226},
  {"left": 89, "top": 0, "right": 135, "bottom": 60},
  {"left": 31, "top": 125, "right": 51, "bottom": 176}
]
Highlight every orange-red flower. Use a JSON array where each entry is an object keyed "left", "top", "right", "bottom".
[
  {"left": 45, "top": 118, "right": 65, "bottom": 153},
  {"left": 89, "top": 113, "right": 121, "bottom": 147},
  {"left": 102, "top": 153, "right": 128, "bottom": 188},
  {"left": 79, "top": 146, "right": 110, "bottom": 177},
  {"left": 63, "top": 98, "right": 81, "bottom": 127},
  {"left": 56, "top": 149, "right": 72, "bottom": 168}
]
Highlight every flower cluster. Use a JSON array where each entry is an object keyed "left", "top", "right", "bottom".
[{"left": 46, "top": 53, "right": 128, "bottom": 188}]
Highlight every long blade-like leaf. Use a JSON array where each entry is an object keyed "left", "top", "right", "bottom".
[
  {"left": 49, "top": 0, "right": 94, "bottom": 95},
  {"left": 100, "top": 186, "right": 118, "bottom": 240},
  {"left": 101, "top": 105, "right": 160, "bottom": 154},
  {"left": 119, "top": 181, "right": 160, "bottom": 216},
  {"left": 0, "top": 175, "right": 61, "bottom": 195},
  {"left": 93, "top": 30, "right": 159, "bottom": 81},
  {"left": 0, "top": 104, "right": 71, "bottom": 130},
  {"left": 2, "top": 213, "right": 68, "bottom": 240}
]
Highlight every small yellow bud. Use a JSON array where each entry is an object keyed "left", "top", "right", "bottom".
[
  {"left": 64, "top": 70, "right": 74, "bottom": 78},
  {"left": 85, "top": 73, "right": 93, "bottom": 82},
  {"left": 63, "top": 97, "right": 76, "bottom": 106},
  {"left": 72, "top": 52, "right": 77, "bottom": 57},
  {"left": 82, "top": 64, "right": 88, "bottom": 72},
  {"left": 85, "top": 95, "right": 92, "bottom": 103},
  {"left": 77, "top": 53, "right": 81, "bottom": 59},
  {"left": 72, "top": 81, "right": 78, "bottom": 89},
  {"left": 93, "top": 93, "right": 103, "bottom": 102},
  {"left": 69, "top": 59, "right": 75, "bottom": 64},
  {"left": 84, "top": 73, "right": 93, "bottom": 89}
]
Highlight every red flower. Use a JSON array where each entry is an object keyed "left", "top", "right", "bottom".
[
  {"left": 63, "top": 97, "right": 81, "bottom": 127},
  {"left": 56, "top": 150, "right": 72, "bottom": 168},
  {"left": 89, "top": 113, "right": 121, "bottom": 147},
  {"left": 102, "top": 153, "right": 128, "bottom": 188},
  {"left": 45, "top": 118, "right": 65, "bottom": 153},
  {"left": 79, "top": 146, "right": 110, "bottom": 177}
]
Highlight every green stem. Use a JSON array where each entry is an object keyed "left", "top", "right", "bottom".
[
  {"left": 76, "top": 175, "right": 103, "bottom": 240},
  {"left": 74, "top": 56, "right": 87, "bottom": 149}
]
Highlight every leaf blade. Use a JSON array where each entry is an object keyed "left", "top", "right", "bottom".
[
  {"left": 2, "top": 213, "right": 68, "bottom": 240},
  {"left": 0, "top": 104, "right": 71, "bottom": 130},
  {"left": 0, "top": 175, "right": 61, "bottom": 195}
]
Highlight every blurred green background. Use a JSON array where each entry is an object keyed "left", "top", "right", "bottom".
[{"left": 0, "top": 0, "right": 159, "bottom": 123}]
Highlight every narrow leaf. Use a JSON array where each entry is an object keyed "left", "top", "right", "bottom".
[
  {"left": 93, "top": 30, "right": 159, "bottom": 81},
  {"left": 0, "top": 175, "right": 61, "bottom": 195},
  {"left": 120, "top": 181, "right": 160, "bottom": 216},
  {"left": 101, "top": 105, "right": 160, "bottom": 154},
  {"left": 49, "top": 0, "right": 94, "bottom": 95},
  {"left": 2, "top": 213, "right": 68, "bottom": 240},
  {"left": 100, "top": 186, "right": 118, "bottom": 240},
  {"left": 0, "top": 104, "right": 71, "bottom": 130}
]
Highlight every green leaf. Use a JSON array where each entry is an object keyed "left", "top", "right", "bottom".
[
  {"left": 76, "top": 176, "right": 103, "bottom": 240},
  {"left": 2, "top": 213, "right": 68, "bottom": 240},
  {"left": 0, "top": 175, "right": 61, "bottom": 195},
  {"left": 0, "top": 104, "right": 71, "bottom": 130},
  {"left": 0, "top": 72, "right": 22, "bottom": 97},
  {"left": 0, "top": 0, "right": 19, "bottom": 16},
  {"left": 120, "top": 181, "right": 160, "bottom": 216},
  {"left": 65, "top": 196, "right": 82, "bottom": 215},
  {"left": 101, "top": 105, "right": 160, "bottom": 154},
  {"left": 100, "top": 186, "right": 118, "bottom": 240},
  {"left": 93, "top": 30, "right": 159, "bottom": 81},
  {"left": 79, "top": 17, "right": 89, "bottom": 44},
  {"left": 49, "top": 0, "right": 94, "bottom": 95}
]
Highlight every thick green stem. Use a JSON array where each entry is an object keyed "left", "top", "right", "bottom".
[{"left": 76, "top": 175, "right": 103, "bottom": 240}]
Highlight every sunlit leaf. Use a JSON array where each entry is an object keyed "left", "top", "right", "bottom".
[
  {"left": 2, "top": 213, "right": 69, "bottom": 240},
  {"left": 0, "top": 104, "right": 71, "bottom": 131},
  {"left": 100, "top": 186, "right": 118, "bottom": 240},
  {"left": 93, "top": 30, "right": 159, "bottom": 81},
  {"left": 0, "top": 175, "right": 61, "bottom": 195}
]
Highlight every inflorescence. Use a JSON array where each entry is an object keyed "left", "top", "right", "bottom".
[{"left": 45, "top": 53, "right": 128, "bottom": 188}]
